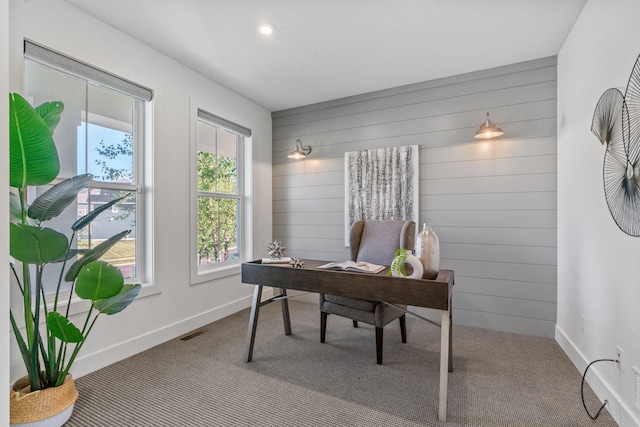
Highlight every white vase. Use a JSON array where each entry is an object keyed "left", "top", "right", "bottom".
[{"left": 390, "top": 251, "right": 424, "bottom": 279}]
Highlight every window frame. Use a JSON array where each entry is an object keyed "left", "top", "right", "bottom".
[
  {"left": 18, "top": 41, "right": 156, "bottom": 316},
  {"left": 190, "top": 100, "right": 251, "bottom": 284}
]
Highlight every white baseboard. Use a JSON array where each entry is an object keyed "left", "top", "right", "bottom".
[
  {"left": 70, "top": 287, "right": 274, "bottom": 380},
  {"left": 555, "top": 325, "right": 640, "bottom": 427}
]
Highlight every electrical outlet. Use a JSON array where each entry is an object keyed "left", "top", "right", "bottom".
[
  {"left": 616, "top": 345, "right": 623, "bottom": 370},
  {"left": 580, "top": 315, "right": 585, "bottom": 333}
]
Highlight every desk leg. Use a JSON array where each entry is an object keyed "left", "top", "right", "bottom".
[
  {"left": 439, "top": 307, "right": 450, "bottom": 422},
  {"left": 244, "top": 285, "right": 263, "bottom": 363},
  {"left": 280, "top": 288, "right": 292, "bottom": 335},
  {"left": 449, "top": 297, "right": 453, "bottom": 373}
]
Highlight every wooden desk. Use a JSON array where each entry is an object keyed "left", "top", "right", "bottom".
[{"left": 241, "top": 259, "right": 454, "bottom": 422}]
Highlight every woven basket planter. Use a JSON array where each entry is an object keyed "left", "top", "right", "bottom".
[{"left": 10, "top": 375, "right": 78, "bottom": 427}]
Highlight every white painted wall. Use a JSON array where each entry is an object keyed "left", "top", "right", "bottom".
[
  {"left": 1, "top": 0, "right": 10, "bottom": 424},
  {"left": 557, "top": 1, "right": 640, "bottom": 425},
  {"left": 8, "top": 0, "right": 272, "bottom": 385}
]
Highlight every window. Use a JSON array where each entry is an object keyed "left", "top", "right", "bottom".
[
  {"left": 23, "top": 41, "right": 151, "bottom": 292},
  {"left": 194, "top": 109, "right": 249, "bottom": 274}
]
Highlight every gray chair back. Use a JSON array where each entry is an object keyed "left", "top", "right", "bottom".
[{"left": 350, "top": 220, "right": 416, "bottom": 266}]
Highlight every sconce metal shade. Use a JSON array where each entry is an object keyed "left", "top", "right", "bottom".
[
  {"left": 288, "top": 139, "right": 312, "bottom": 159},
  {"left": 474, "top": 113, "right": 504, "bottom": 139}
]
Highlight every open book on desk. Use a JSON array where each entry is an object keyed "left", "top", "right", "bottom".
[{"left": 316, "top": 261, "right": 385, "bottom": 274}]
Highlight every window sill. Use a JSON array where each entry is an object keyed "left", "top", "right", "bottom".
[{"left": 191, "top": 262, "right": 241, "bottom": 286}]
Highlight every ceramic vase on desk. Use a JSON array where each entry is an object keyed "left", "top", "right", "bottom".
[{"left": 416, "top": 223, "right": 440, "bottom": 279}]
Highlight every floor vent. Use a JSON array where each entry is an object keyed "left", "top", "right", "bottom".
[
  {"left": 634, "top": 366, "right": 640, "bottom": 413},
  {"left": 179, "top": 330, "right": 206, "bottom": 341}
]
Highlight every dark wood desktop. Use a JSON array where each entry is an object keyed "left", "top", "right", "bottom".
[{"left": 241, "top": 259, "right": 454, "bottom": 422}]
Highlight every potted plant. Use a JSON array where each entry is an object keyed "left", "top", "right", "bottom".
[{"left": 8, "top": 92, "right": 141, "bottom": 426}]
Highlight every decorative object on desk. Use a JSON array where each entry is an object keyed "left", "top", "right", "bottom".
[
  {"left": 287, "top": 139, "right": 311, "bottom": 159},
  {"left": 8, "top": 93, "right": 142, "bottom": 426},
  {"left": 266, "top": 240, "right": 286, "bottom": 259},
  {"left": 416, "top": 223, "right": 440, "bottom": 279},
  {"left": 474, "top": 112, "right": 504, "bottom": 139},
  {"left": 317, "top": 260, "right": 384, "bottom": 274},
  {"left": 388, "top": 248, "right": 423, "bottom": 279},
  {"left": 289, "top": 257, "right": 304, "bottom": 268},
  {"left": 344, "top": 145, "right": 418, "bottom": 245},
  {"left": 590, "top": 52, "right": 640, "bottom": 236}
]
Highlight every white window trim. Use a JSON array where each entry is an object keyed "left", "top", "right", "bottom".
[{"left": 189, "top": 97, "right": 252, "bottom": 285}]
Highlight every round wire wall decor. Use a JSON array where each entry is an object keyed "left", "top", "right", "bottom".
[{"left": 591, "top": 53, "right": 640, "bottom": 236}]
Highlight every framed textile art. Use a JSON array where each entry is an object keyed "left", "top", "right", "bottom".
[{"left": 344, "top": 145, "right": 419, "bottom": 245}]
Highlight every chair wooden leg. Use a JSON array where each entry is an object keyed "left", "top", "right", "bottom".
[
  {"left": 399, "top": 315, "right": 407, "bottom": 343},
  {"left": 320, "top": 312, "right": 327, "bottom": 343},
  {"left": 353, "top": 320, "right": 358, "bottom": 328},
  {"left": 375, "top": 327, "right": 383, "bottom": 364}
]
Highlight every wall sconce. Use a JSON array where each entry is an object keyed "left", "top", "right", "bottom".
[
  {"left": 287, "top": 139, "right": 312, "bottom": 159},
  {"left": 474, "top": 112, "right": 504, "bottom": 139}
]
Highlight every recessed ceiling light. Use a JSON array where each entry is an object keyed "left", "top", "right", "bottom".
[{"left": 258, "top": 23, "right": 274, "bottom": 35}]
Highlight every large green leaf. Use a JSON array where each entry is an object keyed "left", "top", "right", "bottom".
[
  {"left": 28, "top": 174, "right": 93, "bottom": 222},
  {"left": 93, "top": 284, "right": 141, "bottom": 315},
  {"left": 75, "top": 260, "right": 124, "bottom": 301},
  {"left": 72, "top": 195, "right": 126, "bottom": 231},
  {"left": 64, "top": 230, "right": 130, "bottom": 282},
  {"left": 35, "top": 101, "right": 64, "bottom": 135},
  {"left": 9, "top": 223, "right": 68, "bottom": 264},
  {"left": 9, "top": 93, "right": 60, "bottom": 189},
  {"left": 46, "top": 312, "right": 83, "bottom": 343}
]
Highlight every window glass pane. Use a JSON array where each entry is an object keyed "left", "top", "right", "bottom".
[
  {"left": 78, "top": 188, "right": 137, "bottom": 279},
  {"left": 25, "top": 61, "right": 86, "bottom": 179},
  {"left": 85, "top": 84, "right": 134, "bottom": 184},
  {"left": 197, "top": 196, "right": 239, "bottom": 267},
  {"left": 197, "top": 121, "right": 237, "bottom": 194}
]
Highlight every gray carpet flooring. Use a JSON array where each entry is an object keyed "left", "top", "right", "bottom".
[{"left": 66, "top": 300, "right": 617, "bottom": 426}]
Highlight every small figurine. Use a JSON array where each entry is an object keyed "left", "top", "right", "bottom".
[
  {"left": 290, "top": 257, "right": 304, "bottom": 268},
  {"left": 267, "top": 240, "right": 286, "bottom": 259}
]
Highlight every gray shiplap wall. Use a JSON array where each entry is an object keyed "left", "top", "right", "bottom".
[{"left": 271, "top": 57, "right": 557, "bottom": 338}]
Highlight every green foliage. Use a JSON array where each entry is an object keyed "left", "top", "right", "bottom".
[
  {"left": 9, "top": 93, "right": 60, "bottom": 188},
  {"left": 196, "top": 151, "right": 238, "bottom": 264},
  {"left": 8, "top": 93, "right": 141, "bottom": 391}
]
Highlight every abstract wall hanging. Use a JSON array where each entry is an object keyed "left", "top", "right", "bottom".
[
  {"left": 591, "top": 53, "right": 640, "bottom": 236},
  {"left": 344, "top": 145, "right": 418, "bottom": 245}
]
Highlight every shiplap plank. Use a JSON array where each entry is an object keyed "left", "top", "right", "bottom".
[
  {"left": 441, "top": 259, "right": 557, "bottom": 284},
  {"left": 442, "top": 243, "right": 556, "bottom": 265},
  {"left": 435, "top": 226, "right": 556, "bottom": 247},
  {"left": 420, "top": 155, "right": 557, "bottom": 179},
  {"left": 452, "top": 292, "right": 556, "bottom": 321},
  {"left": 420, "top": 192, "right": 557, "bottom": 211},
  {"left": 422, "top": 210, "right": 556, "bottom": 228},
  {"left": 452, "top": 309, "right": 556, "bottom": 338},
  {"left": 423, "top": 173, "right": 556, "bottom": 194},
  {"left": 453, "top": 276, "right": 556, "bottom": 303},
  {"left": 273, "top": 198, "right": 343, "bottom": 213}
]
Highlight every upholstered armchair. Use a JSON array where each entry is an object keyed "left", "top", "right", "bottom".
[{"left": 319, "top": 219, "right": 416, "bottom": 364}]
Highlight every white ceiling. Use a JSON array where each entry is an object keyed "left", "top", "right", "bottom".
[{"left": 65, "top": 0, "right": 587, "bottom": 112}]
